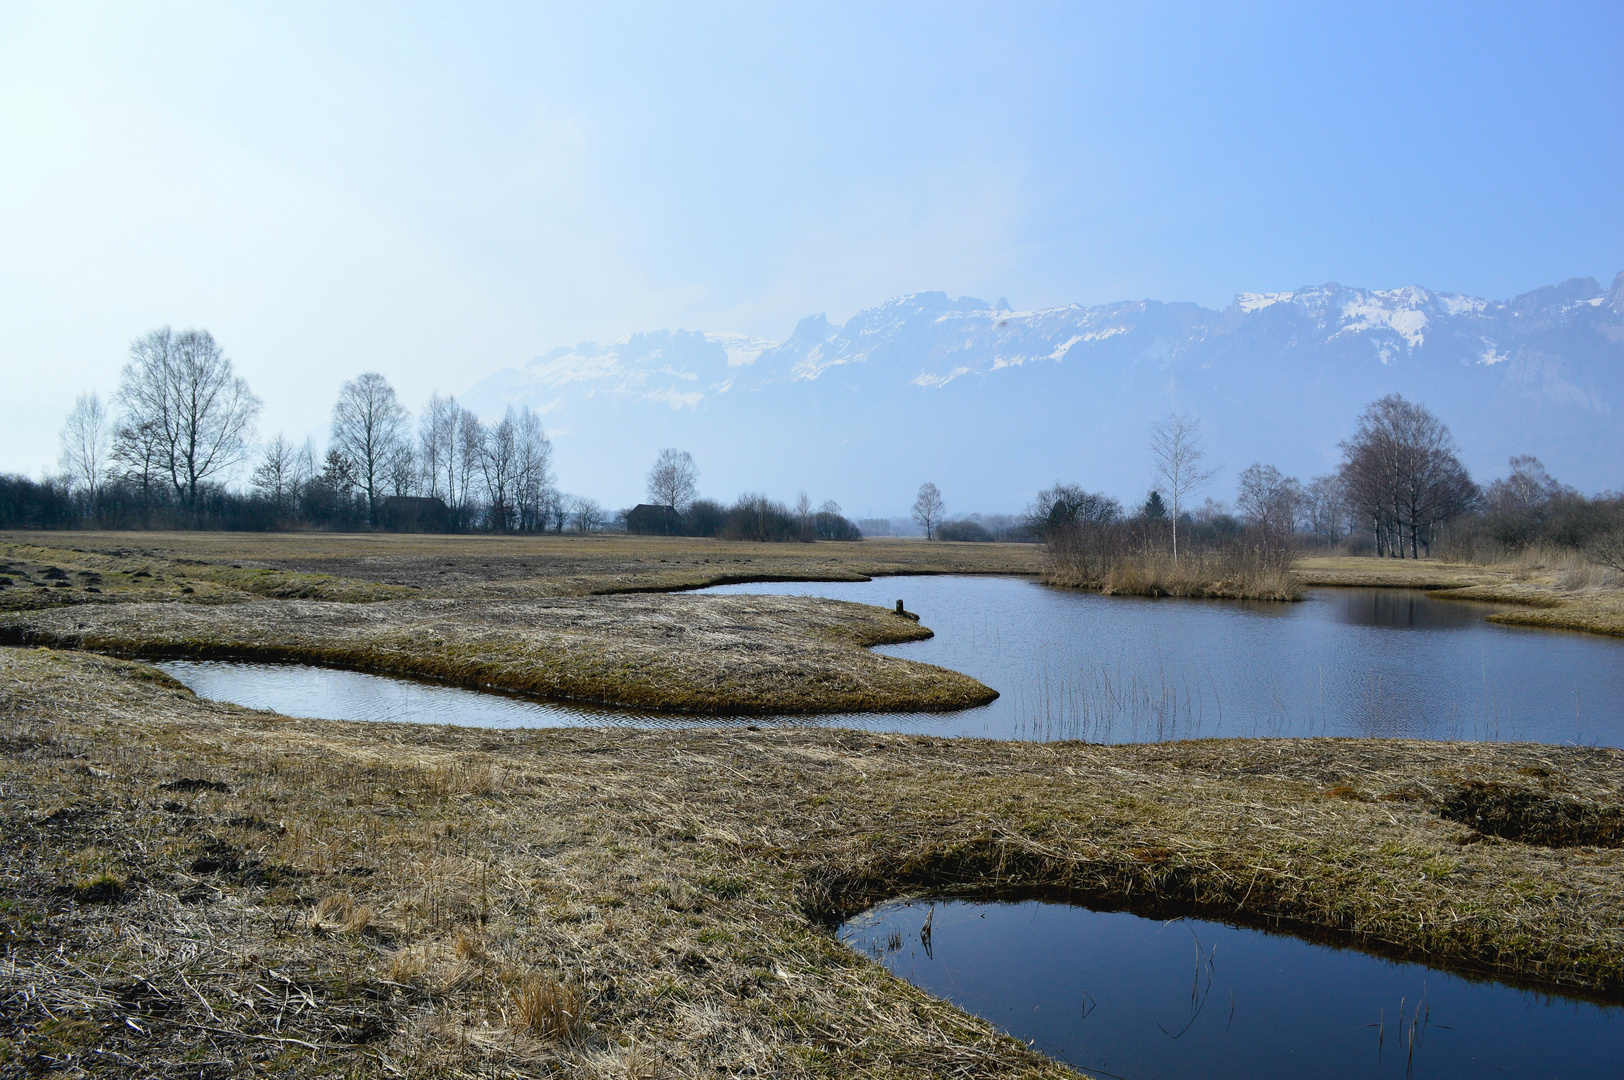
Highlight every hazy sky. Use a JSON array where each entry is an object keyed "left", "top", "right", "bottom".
[{"left": 2, "top": 1, "right": 1620, "bottom": 482}]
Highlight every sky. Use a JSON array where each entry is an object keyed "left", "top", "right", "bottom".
[{"left": 2, "top": 1, "right": 1621, "bottom": 491}]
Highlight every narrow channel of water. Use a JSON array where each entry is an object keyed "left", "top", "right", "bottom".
[
  {"left": 157, "top": 575, "right": 1624, "bottom": 747},
  {"left": 839, "top": 899, "right": 1624, "bottom": 1079}
]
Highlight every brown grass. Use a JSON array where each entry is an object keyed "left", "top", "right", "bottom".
[
  {"left": 1, "top": 531, "right": 1043, "bottom": 609},
  {"left": 2, "top": 647, "right": 1621, "bottom": 1078},
  {"left": 1046, "top": 549, "right": 1301, "bottom": 601},
  {"left": 0, "top": 592, "right": 994, "bottom": 714},
  {"left": 1296, "top": 555, "right": 1624, "bottom": 636}
]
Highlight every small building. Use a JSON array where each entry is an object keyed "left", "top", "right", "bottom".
[
  {"left": 378, "top": 495, "right": 450, "bottom": 532},
  {"left": 625, "top": 503, "right": 684, "bottom": 536}
]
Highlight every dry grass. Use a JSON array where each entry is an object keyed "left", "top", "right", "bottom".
[
  {"left": 1048, "top": 549, "right": 1300, "bottom": 601},
  {"left": 1, "top": 531, "right": 1043, "bottom": 609},
  {"left": 1295, "top": 554, "right": 1624, "bottom": 636},
  {"left": 1, "top": 647, "right": 1621, "bottom": 1078},
  {"left": 0, "top": 592, "right": 994, "bottom": 714}
]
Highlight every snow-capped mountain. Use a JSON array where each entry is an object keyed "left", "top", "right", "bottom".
[{"left": 463, "top": 274, "right": 1624, "bottom": 514}]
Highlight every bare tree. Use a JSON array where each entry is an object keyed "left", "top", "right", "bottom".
[
  {"left": 110, "top": 415, "right": 164, "bottom": 507},
  {"left": 251, "top": 433, "right": 298, "bottom": 512},
  {"left": 514, "top": 407, "right": 554, "bottom": 530},
  {"left": 1149, "top": 413, "right": 1218, "bottom": 563},
  {"left": 480, "top": 409, "right": 519, "bottom": 530},
  {"left": 330, "top": 372, "right": 409, "bottom": 524},
  {"left": 795, "top": 491, "right": 813, "bottom": 540},
  {"left": 388, "top": 441, "right": 417, "bottom": 498},
  {"left": 1303, "top": 474, "right": 1349, "bottom": 546},
  {"left": 570, "top": 495, "right": 605, "bottom": 533},
  {"left": 456, "top": 410, "right": 486, "bottom": 524},
  {"left": 418, "top": 393, "right": 461, "bottom": 503},
  {"left": 912, "top": 482, "right": 944, "bottom": 539},
  {"left": 116, "top": 327, "right": 261, "bottom": 509},
  {"left": 646, "top": 449, "right": 699, "bottom": 510},
  {"left": 1235, "top": 463, "right": 1303, "bottom": 555},
  {"left": 59, "top": 391, "right": 110, "bottom": 498},
  {"left": 1339, "top": 394, "right": 1476, "bottom": 558}
]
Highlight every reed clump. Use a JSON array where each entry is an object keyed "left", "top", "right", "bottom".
[{"left": 1043, "top": 523, "right": 1301, "bottom": 601}]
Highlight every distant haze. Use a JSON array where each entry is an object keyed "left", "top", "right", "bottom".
[
  {"left": 2, "top": 4, "right": 1619, "bottom": 501},
  {"left": 466, "top": 274, "right": 1624, "bottom": 516}
]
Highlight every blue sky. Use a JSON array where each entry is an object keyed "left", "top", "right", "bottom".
[{"left": 1, "top": 1, "right": 1620, "bottom": 481}]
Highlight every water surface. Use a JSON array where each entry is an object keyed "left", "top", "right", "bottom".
[
  {"left": 159, "top": 575, "right": 1624, "bottom": 747},
  {"left": 840, "top": 899, "right": 1624, "bottom": 1079},
  {"left": 701, "top": 576, "right": 1624, "bottom": 745}
]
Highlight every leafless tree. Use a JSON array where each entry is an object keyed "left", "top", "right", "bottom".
[
  {"left": 251, "top": 433, "right": 298, "bottom": 512},
  {"left": 912, "top": 482, "right": 944, "bottom": 539},
  {"left": 1235, "top": 463, "right": 1303, "bottom": 556},
  {"left": 647, "top": 449, "right": 698, "bottom": 510},
  {"left": 59, "top": 391, "right": 110, "bottom": 498},
  {"left": 1339, "top": 394, "right": 1476, "bottom": 558},
  {"left": 388, "top": 442, "right": 417, "bottom": 498},
  {"left": 514, "top": 407, "right": 554, "bottom": 530},
  {"left": 795, "top": 492, "right": 813, "bottom": 540},
  {"left": 1149, "top": 413, "right": 1218, "bottom": 563},
  {"left": 480, "top": 409, "right": 519, "bottom": 529},
  {"left": 418, "top": 393, "right": 462, "bottom": 503},
  {"left": 1303, "top": 474, "right": 1349, "bottom": 546},
  {"left": 116, "top": 327, "right": 261, "bottom": 509},
  {"left": 110, "top": 415, "right": 164, "bottom": 506},
  {"left": 570, "top": 495, "right": 606, "bottom": 533},
  {"left": 330, "top": 372, "right": 409, "bottom": 523},
  {"left": 456, "top": 409, "right": 485, "bottom": 522}
]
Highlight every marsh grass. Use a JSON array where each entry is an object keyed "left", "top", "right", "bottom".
[
  {"left": 1296, "top": 554, "right": 1624, "bottom": 637},
  {"left": 1047, "top": 546, "right": 1301, "bottom": 601},
  {"left": 2, "top": 646, "right": 1621, "bottom": 1078}
]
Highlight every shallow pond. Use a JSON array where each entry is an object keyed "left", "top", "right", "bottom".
[
  {"left": 839, "top": 899, "right": 1624, "bottom": 1079},
  {"left": 157, "top": 575, "right": 1624, "bottom": 747},
  {"left": 701, "top": 576, "right": 1624, "bottom": 746}
]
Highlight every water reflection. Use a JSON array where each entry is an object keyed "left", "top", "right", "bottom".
[
  {"left": 155, "top": 577, "right": 1624, "bottom": 748},
  {"left": 840, "top": 899, "right": 1624, "bottom": 1079},
  {"left": 702, "top": 578, "right": 1624, "bottom": 747}
]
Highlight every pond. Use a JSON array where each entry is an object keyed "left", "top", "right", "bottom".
[
  {"left": 700, "top": 576, "right": 1624, "bottom": 746},
  {"left": 157, "top": 575, "right": 1624, "bottom": 747},
  {"left": 839, "top": 899, "right": 1624, "bottom": 1079}
]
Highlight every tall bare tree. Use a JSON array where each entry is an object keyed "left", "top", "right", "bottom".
[
  {"left": 59, "top": 391, "right": 110, "bottom": 499},
  {"left": 251, "top": 433, "right": 298, "bottom": 513},
  {"left": 1303, "top": 473, "right": 1349, "bottom": 546},
  {"left": 330, "top": 372, "right": 408, "bottom": 524},
  {"left": 1339, "top": 394, "right": 1476, "bottom": 558},
  {"left": 418, "top": 393, "right": 461, "bottom": 503},
  {"left": 1149, "top": 413, "right": 1218, "bottom": 563},
  {"left": 116, "top": 327, "right": 261, "bottom": 509},
  {"left": 1235, "top": 463, "right": 1303, "bottom": 556},
  {"left": 456, "top": 409, "right": 486, "bottom": 524},
  {"left": 646, "top": 449, "right": 698, "bottom": 510},
  {"left": 912, "top": 482, "right": 944, "bottom": 539},
  {"left": 479, "top": 409, "right": 520, "bottom": 530},
  {"left": 514, "top": 407, "right": 554, "bottom": 530}
]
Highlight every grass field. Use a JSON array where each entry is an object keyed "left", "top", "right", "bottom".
[
  {"left": 2, "top": 531, "right": 1622, "bottom": 1077},
  {"left": 2, "top": 648, "right": 1620, "bottom": 1078}
]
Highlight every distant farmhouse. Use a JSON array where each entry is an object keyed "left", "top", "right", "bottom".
[
  {"left": 379, "top": 495, "right": 450, "bottom": 532},
  {"left": 625, "top": 503, "right": 684, "bottom": 536}
]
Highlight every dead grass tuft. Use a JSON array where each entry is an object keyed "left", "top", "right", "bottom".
[
  {"left": 508, "top": 973, "right": 587, "bottom": 1041},
  {"left": 309, "top": 892, "right": 376, "bottom": 935}
]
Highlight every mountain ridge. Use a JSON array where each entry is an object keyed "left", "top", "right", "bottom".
[{"left": 464, "top": 273, "right": 1624, "bottom": 513}]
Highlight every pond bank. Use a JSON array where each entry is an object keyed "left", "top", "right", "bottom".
[
  {"left": 2, "top": 647, "right": 1621, "bottom": 1078},
  {"left": 1296, "top": 555, "right": 1624, "bottom": 636}
]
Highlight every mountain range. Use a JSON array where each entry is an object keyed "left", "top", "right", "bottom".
[{"left": 463, "top": 273, "right": 1624, "bottom": 517}]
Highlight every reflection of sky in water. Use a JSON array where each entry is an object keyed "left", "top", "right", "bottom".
[
  {"left": 703, "top": 577, "right": 1624, "bottom": 746},
  {"left": 841, "top": 900, "right": 1624, "bottom": 1080},
  {"left": 160, "top": 576, "right": 1624, "bottom": 747}
]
